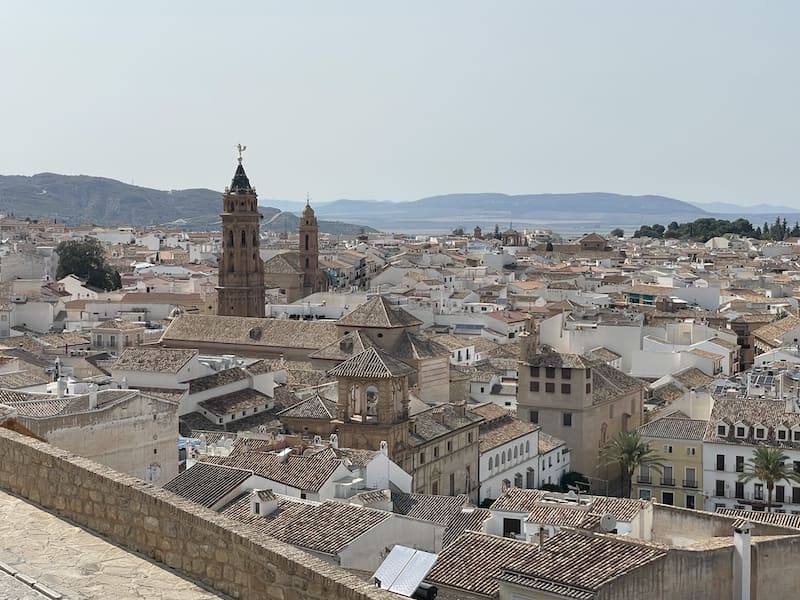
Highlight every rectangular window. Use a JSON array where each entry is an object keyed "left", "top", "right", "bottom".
[
  {"left": 639, "top": 489, "right": 651, "bottom": 500},
  {"left": 431, "top": 481, "right": 438, "bottom": 495},
  {"left": 561, "top": 383, "right": 571, "bottom": 394},
  {"left": 546, "top": 367, "right": 556, "bottom": 378},
  {"left": 433, "top": 446, "right": 439, "bottom": 458},
  {"left": 754, "top": 483, "right": 764, "bottom": 501},
  {"left": 716, "top": 454, "right": 725, "bottom": 471},
  {"left": 419, "top": 452, "right": 425, "bottom": 464},
  {"left": 562, "top": 413, "right": 573, "bottom": 427},
  {"left": 686, "top": 495, "right": 695, "bottom": 510},
  {"left": 449, "top": 473, "right": 455, "bottom": 496},
  {"left": 778, "top": 429, "right": 788, "bottom": 441},
  {"left": 447, "top": 441, "right": 453, "bottom": 452},
  {"left": 662, "top": 491, "right": 674, "bottom": 506},
  {"left": 530, "top": 366, "right": 540, "bottom": 377},
  {"left": 561, "top": 368, "right": 571, "bottom": 379},
  {"left": 468, "top": 432, "right": 473, "bottom": 443},
  {"left": 717, "top": 425, "right": 726, "bottom": 436},
  {"left": 530, "top": 410, "right": 539, "bottom": 424},
  {"left": 736, "top": 456, "right": 744, "bottom": 473},
  {"left": 736, "top": 426, "right": 745, "bottom": 437},
  {"left": 663, "top": 445, "right": 673, "bottom": 454},
  {"left": 715, "top": 480, "right": 725, "bottom": 497},
  {"left": 794, "top": 430, "right": 800, "bottom": 442},
  {"left": 254, "top": 502, "right": 260, "bottom": 515},
  {"left": 776, "top": 485, "right": 786, "bottom": 503},
  {"left": 586, "top": 383, "right": 591, "bottom": 394},
  {"left": 545, "top": 382, "right": 555, "bottom": 393},
  {"left": 684, "top": 467, "right": 697, "bottom": 488},
  {"left": 586, "top": 368, "right": 592, "bottom": 379},
  {"left": 661, "top": 465, "right": 674, "bottom": 486},
  {"left": 735, "top": 482, "right": 744, "bottom": 499},
  {"left": 794, "top": 487, "right": 800, "bottom": 504},
  {"left": 686, "top": 447, "right": 696, "bottom": 456},
  {"left": 530, "top": 381, "right": 540, "bottom": 392}
]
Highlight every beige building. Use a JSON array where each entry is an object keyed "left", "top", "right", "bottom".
[
  {"left": 632, "top": 416, "right": 707, "bottom": 509},
  {"left": 1, "top": 388, "right": 179, "bottom": 484},
  {"left": 516, "top": 340, "right": 643, "bottom": 484}
]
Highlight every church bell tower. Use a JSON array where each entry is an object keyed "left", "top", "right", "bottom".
[
  {"left": 216, "top": 145, "right": 265, "bottom": 317},
  {"left": 299, "top": 196, "right": 320, "bottom": 296}
]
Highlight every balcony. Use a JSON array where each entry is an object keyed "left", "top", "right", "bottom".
[
  {"left": 636, "top": 475, "right": 652, "bottom": 484},
  {"left": 682, "top": 480, "right": 699, "bottom": 489},
  {"left": 660, "top": 477, "right": 676, "bottom": 486}
]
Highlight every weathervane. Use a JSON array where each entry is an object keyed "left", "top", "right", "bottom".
[
  {"left": 236, "top": 143, "right": 247, "bottom": 163},
  {"left": 306, "top": 192, "right": 311, "bottom": 206}
]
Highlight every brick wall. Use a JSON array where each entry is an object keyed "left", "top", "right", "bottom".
[{"left": 0, "top": 427, "right": 398, "bottom": 600}]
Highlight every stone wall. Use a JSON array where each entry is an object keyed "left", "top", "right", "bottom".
[{"left": 0, "top": 427, "right": 398, "bottom": 600}]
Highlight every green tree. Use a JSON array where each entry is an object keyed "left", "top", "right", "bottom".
[
  {"left": 55, "top": 237, "right": 122, "bottom": 291},
  {"left": 600, "top": 431, "right": 665, "bottom": 498},
  {"left": 545, "top": 240, "right": 554, "bottom": 252},
  {"left": 739, "top": 447, "right": 800, "bottom": 512},
  {"left": 610, "top": 228, "right": 624, "bottom": 238}
]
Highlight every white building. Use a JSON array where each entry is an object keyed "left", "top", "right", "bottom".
[
  {"left": 703, "top": 396, "right": 800, "bottom": 513},
  {"left": 470, "top": 403, "right": 569, "bottom": 503}
]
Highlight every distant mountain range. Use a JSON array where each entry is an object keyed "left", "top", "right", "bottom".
[
  {"left": 0, "top": 173, "right": 374, "bottom": 235},
  {"left": 1, "top": 173, "right": 798, "bottom": 235}
]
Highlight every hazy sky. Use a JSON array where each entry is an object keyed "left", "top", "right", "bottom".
[{"left": 1, "top": 1, "right": 798, "bottom": 206}]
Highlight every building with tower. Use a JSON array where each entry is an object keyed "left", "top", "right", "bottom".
[
  {"left": 299, "top": 198, "right": 326, "bottom": 297},
  {"left": 217, "top": 148, "right": 266, "bottom": 318}
]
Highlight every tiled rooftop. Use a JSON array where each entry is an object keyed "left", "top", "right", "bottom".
[
  {"left": 638, "top": 417, "right": 708, "bottom": 441},
  {"left": 336, "top": 295, "right": 422, "bottom": 328},
  {"left": 163, "top": 462, "right": 253, "bottom": 508},
  {"left": 112, "top": 347, "right": 197, "bottom": 374}
]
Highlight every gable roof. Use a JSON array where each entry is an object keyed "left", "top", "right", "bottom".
[
  {"left": 308, "top": 330, "right": 376, "bottom": 362},
  {"left": 327, "top": 346, "right": 415, "bottom": 379},
  {"left": 427, "top": 530, "right": 666, "bottom": 598},
  {"left": 336, "top": 295, "right": 422, "bottom": 329},
  {"left": 112, "top": 347, "right": 197, "bottom": 374},
  {"left": 277, "top": 393, "right": 337, "bottom": 419},
  {"left": 163, "top": 461, "right": 253, "bottom": 508}
]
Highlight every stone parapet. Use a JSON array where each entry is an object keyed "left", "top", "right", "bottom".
[{"left": 0, "top": 427, "right": 398, "bottom": 600}]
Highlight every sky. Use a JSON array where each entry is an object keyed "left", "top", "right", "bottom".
[{"left": 1, "top": 1, "right": 798, "bottom": 206}]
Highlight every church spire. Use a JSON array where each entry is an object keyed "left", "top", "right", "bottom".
[{"left": 229, "top": 144, "right": 253, "bottom": 193}]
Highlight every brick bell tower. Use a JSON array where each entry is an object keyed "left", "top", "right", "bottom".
[{"left": 216, "top": 145, "right": 265, "bottom": 317}]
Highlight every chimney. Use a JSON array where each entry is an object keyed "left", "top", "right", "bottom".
[
  {"left": 250, "top": 489, "right": 278, "bottom": 517},
  {"left": 330, "top": 433, "right": 339, "bottom": 449},
  {"left": 379, "top": 440, "right": 388, "bottom": 456},
  {"left": 538, "top": 526, "right": 546, "bottom": 550},
  {"left": 733, "top": 521, "right": 753, "bottom": 600},
  {"left": 88, "top": 383, "right": 98, "bottom": 410},
  {"left": 56, "top": 377, "right": 66, "bottom": 398}
]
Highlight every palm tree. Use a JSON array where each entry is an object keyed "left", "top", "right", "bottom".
[
  {"left": 739, "top": 447, "right": 800, "bottom": 512},
  {"left": 600, "top": 431, "right": 665, "bottom": 498}
]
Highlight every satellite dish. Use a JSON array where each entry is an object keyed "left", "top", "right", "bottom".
[{"left": 599, "top": 513, "right": 617, "bottom": 533}]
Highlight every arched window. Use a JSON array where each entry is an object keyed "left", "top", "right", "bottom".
[
  {"left": 305, "top": 257, "right": 309, "bottom": 268},
  {"left": 495, "top": 453, "right": 500, "bottom": 466},
  {"left": 241, "top": 230, "right": 247, "bottom": 246},
  {"left": 305, "top": 234, "right": 309, "bottom": 251},
  {"left": 501, "top": 453, "right": 506, "bottom": 465},
  {"left": 228, "top": 230, "right": 234, "bottom": 248},
  {"left": 514, "top": 447, "right": 518, "bottom": 459},
  {"left": 525, "top": 441, "right": 530, "bottom": 454},
  {"left": 488, "top": 457, "right": 493, "bottom": 470}
]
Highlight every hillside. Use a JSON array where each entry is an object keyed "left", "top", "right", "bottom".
[{"left": 0, "top": 173, "right": 375, "bottom": 234}]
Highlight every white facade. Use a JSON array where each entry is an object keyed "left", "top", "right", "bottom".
[
  {"left": 480, "top": 429, "right": 540, "bottom": 502},
  {"left": 703, "top": 439, "right": 800, "bottom": 513}
]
